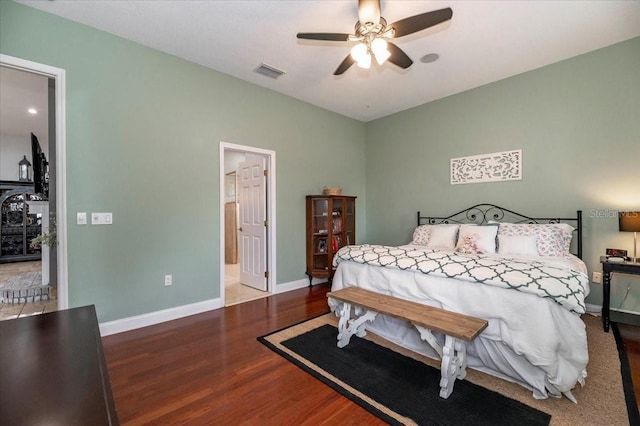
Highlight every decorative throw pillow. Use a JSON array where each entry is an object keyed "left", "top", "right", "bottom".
[
  {"left": 456, "top": 234, "right": 482, "bottom": 254},
  {"left": 455, "top": 224, "right": 498, "bottom": 254},
  {"left": 497, "top": 223, "right": 567, "bottom": 257},
  {"left": 552, "top": 223, "right": 575, "bottom": 253},
  {"left": 411, "top": 225, "right": 431, "bottom": 246},
  {"left": 425, "top": 224, "right": 460, "bottom": 250},
  {"left": 497, "top": 235, "right": 539, "bottom": 256}
]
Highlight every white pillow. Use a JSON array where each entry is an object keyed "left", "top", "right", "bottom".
[
  {"left": 497, "top": 235, "right": 539, "bottom": 256},
  {"left": 552, "top": 223, "right": 575, "bottom": 253},
  {"left": 497, "top": 223, "right": 569, "bottom": 257},
  {"left": 411, "top": 225, "right": 431, "bottom": 246},
  {"left": 455, "top": 224, "right": 498, "bottom": 254},
  {"left": 426, "top": 224, "right": 460, "bottom": 250}
]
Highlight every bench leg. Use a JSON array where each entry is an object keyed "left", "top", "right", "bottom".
[
  {"left": 439, "top": 335, "right": 467, "bottom": 399},
  {"left": 336, "top": 302, "right": 378, "bottom": 348},
  {"left": 414, "top": 325, "right": 443, "bottom": 358}
]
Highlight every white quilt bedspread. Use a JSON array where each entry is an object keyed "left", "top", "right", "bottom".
[{"left": 329, "top": 248, "right": 589, "bottom": 400}]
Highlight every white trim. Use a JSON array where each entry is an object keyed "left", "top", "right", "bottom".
[
  {"left": 99, "top": 298, "right": 224, "bottom": 336},
  {"left": 98, "top": 277, "right": 313, "bottom": 336},
  {"left": 0, "top": 54, "right": 68, "bottom": 310},
  {"left": 274, "top": 279, "right": 318, "bottom": 294},
  {"left": 219, "top": 142, "right": 276, "bottom": 304},
  {"left": 585, "top": 303, "right": 602, "bottom": 314}
]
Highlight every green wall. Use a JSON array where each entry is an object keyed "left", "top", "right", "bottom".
[
  {"left": 365, "top": 37, "right": 640, "bottom": 307},
  {"left": 0, "top": 1, "right": 366, "bottom": 322},
  {"left": 2, "top": 0, "right": 638, "bottom": 320}
]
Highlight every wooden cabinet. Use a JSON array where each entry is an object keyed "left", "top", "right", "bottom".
[
  {"left": 224, "top": 202, "right": 238, "bottom": 264},
  {"left": 306, "top": 195, "right": 356, "bottom": 284}
]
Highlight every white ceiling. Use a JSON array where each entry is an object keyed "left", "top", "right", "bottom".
[
  {"left": 0, "top": 66, "right": 49, "bottom": 142},
  {"left": 18, "top": 0, "right": 640, "bottom": 122}
]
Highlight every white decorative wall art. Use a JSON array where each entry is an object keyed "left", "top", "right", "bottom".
[{"left": 450, "top": 149, "right": 522, "bottom": 185}]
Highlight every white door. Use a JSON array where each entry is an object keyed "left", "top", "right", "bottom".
[{"left": 238, "top": 155, "right": 267, "bottom": 291}]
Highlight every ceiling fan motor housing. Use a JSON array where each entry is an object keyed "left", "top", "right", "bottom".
[{"left": 354, "top": 17, "right": 389, "bottom": 38}]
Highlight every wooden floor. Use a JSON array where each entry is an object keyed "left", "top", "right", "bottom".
[
  {"left": 102, "top": 284, "right": 386, "bottom": 425},
  {"left": 103, "top": 285, "right": 640, "bottom": 425}
]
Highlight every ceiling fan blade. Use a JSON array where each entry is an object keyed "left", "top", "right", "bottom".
[
  {"left": 297, "top": 33, "right": 351, "bottom": 42},
  {"left": 358, "top": 0, "right": 381, "bottom": 24},
  {"left": 386, "top": 42, "right": 413, "bottom": 69},
  {"left": 388, "top": 7, "right": 453, "bottom": 38},
  {"left": 334, "top": 55, "right": 356, "bottom": 75}
]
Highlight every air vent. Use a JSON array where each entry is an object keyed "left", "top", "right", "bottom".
[{"left": 254, "top": 63, "right": 285, "bottom": 79}]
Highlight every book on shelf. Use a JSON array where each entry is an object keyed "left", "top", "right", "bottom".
[{"left": 333, "top": 217, "right": 342, "bottom": 233}]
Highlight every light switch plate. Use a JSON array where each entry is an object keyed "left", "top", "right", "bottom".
[
  {"left": 77, "top": 212, "right": 87, "bottom": 225},
  {"left": 91, "top": 212, "right": 113, "bottom": 225}
]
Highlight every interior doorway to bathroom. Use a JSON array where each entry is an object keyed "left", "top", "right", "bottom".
[{"left": 220, "top": 142, "right": 276, "bottom": 306}]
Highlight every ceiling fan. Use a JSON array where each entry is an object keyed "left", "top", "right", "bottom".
[{"left": 297, "top": 0, "right": 453, "bottom": 75}]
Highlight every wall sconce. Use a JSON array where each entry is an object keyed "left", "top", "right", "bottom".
[
  {"left": 18, "top": 155, "right": 32, "bottom": 182},
  {"left": 619, "top": 211, "right": 640, "bottom": 263}
]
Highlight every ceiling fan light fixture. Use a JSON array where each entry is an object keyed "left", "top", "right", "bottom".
[
  {"left": 350, "top": 42, "right": 368, "bottom": 62},
  {"left": 371, "top": 37, "right": 387, "bottom": 54},
  {"left": 371, "top": 38, "right": 390, "bottom": 65},
  {"left": 374, "top": 48, "right": 390, "bottom": 65},
  {"left": 357, "top": 52, "right": 372, "bottom": 69}
]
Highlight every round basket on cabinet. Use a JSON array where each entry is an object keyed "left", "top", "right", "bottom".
[{"left": 322, "top": 187, "right": 342, "bottom": 195}]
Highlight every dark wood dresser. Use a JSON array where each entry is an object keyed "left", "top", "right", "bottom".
[{"left": 0, "top": 305, "right": 119, "bottom": 425}]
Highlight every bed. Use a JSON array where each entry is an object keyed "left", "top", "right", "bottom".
[{"left": 329, "top": 204, "right": 588, "bottom": 402}]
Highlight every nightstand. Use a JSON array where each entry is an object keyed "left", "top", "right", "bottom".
[{"left": 601, "top": 256, "right": 640, "bottom": 332}]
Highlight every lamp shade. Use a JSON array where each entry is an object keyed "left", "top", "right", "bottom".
[{"left": 619, "top": 211, "right": 640, "bottom": 232}]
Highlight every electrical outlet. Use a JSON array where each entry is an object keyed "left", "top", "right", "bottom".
[
  {"left": 164, "top": 274, "right": 172, "bottom": 286},
  {"left": 592, "top": 272, "right": 602, "bottom": 284}
]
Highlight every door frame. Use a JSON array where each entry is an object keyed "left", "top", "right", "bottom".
[
  {"left": 219, "top": 142, "right": 276, "bottom": 302},
  {"left": 0, "top": 54, "right": 68, "bottom": 309}
]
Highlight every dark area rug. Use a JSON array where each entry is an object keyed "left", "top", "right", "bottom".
[{"left": 260, "top": 322, "right": 550, "bottom": 426}]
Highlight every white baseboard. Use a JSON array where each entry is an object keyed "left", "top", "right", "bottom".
[
  {"left": 100, "top": 277, "right": 329, "bottom": 336},
  {"left": 99, "top": 297, "right": 224, "bottom": 336},
  {"left": 585, "top": 303, "right": 602, "bottom": 315},
  {"left": 275, "top": 278, "right": 311, "bottom": 293}
]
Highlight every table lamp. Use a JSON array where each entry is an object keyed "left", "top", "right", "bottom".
[{"left": 619, "top": 211, "right": 640, "bottom": 263}]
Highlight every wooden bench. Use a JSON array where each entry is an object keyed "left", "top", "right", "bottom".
[{"left": 327, "top": 287, "right": 488, "bottom": 399}]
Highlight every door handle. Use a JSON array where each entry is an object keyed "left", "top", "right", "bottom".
[{"left": 238, "top": 227, "right": 243, "bottom": 232}]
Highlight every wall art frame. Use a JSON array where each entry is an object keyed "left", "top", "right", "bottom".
[{"left": 450, "top": 149, "right": 522, "bottom": 185}]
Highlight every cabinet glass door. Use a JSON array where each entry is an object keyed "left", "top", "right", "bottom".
[
  {"left": 312, "top": 198, "right": 329, "bottom": 271},
  {"left": 345, "top": 198, "right": 355, "bottom": 246},
  {"left": 332, "top": 198, "right": 343, "bottom": 251}
]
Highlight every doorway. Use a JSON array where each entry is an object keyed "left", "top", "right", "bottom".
[
  {"left": 219, "top": 142, "right": 275, "bottom": 306},
  {"left": 0, "top": 54, "right": 68, "bottom": 316}
]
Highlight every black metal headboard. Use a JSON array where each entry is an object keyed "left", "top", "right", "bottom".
[{"left": 417, "top": 203, "right": 583, "bottom": 259}]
